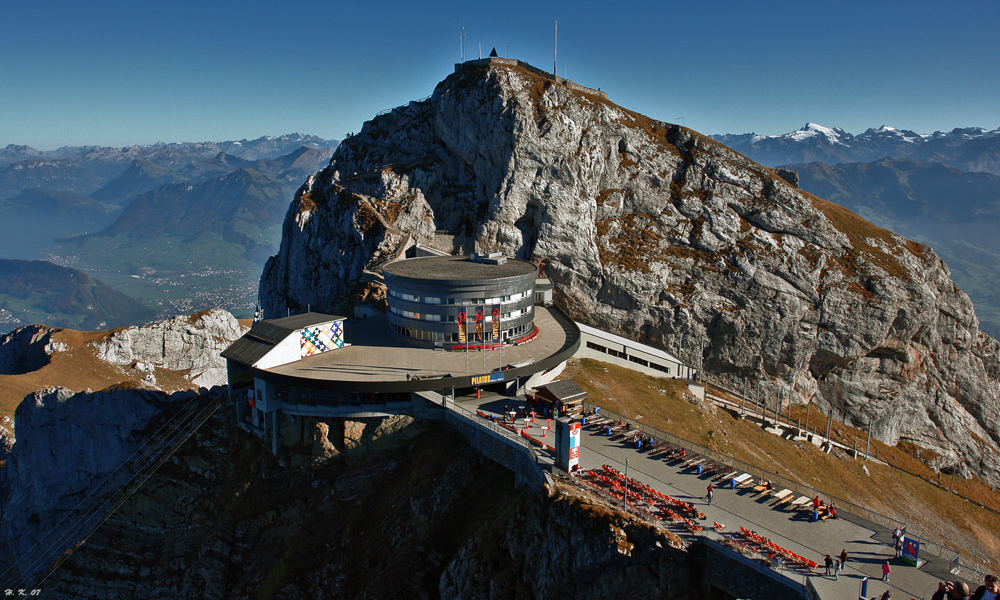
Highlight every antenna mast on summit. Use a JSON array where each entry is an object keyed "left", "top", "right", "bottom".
[
  {"left": 461, "top": 22, "right": 466, "bottom": 62},
  {"left": 553, "top": 20, "right": 557, "bottom": 76}
]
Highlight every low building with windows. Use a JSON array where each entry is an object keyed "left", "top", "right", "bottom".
[
  {"left": 575, "top": 321, "right": 695, "bottom": 381},
  {"left": 220, "top": 252, "right": 701, "bottom": 457}
]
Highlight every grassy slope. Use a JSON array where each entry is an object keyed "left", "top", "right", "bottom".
[{"left": 563, "top": 357, "right": 1000, "bottom": 570}]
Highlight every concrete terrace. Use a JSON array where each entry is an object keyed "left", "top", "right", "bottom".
[
  {"left": 455, "top": 393, "right": 964, "bottom": 600},
  {"left": 266, "top": 307, "right": 574, "bottom": 384}
]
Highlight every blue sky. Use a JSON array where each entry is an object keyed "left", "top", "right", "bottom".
[{"left": 3, "top": 0, "right": 998, "bottom": 149}]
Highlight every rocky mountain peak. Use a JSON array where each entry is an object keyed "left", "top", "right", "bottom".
[{"left": 257, "top": 60, "right": 1000, "bottom": 485}]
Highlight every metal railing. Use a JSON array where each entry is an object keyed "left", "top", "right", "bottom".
[
  {"left": 375, "top": 95, "right": 433, "bottom": 116},
  {"left": 416, "top": 392, "right": 549, "bottom": 489},
  {"left": 701, "top": 379, "right": 996, "bottom": 582},
  {"left": 583, "top": 401, "right": 978, "bottom": 575}
]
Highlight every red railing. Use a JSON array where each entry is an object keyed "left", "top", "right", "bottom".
[{"left": 447, "top": 326, "right": 539, "bottom": 352}]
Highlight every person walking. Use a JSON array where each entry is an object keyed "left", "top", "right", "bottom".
[
  {"left": 707, "top": 487, "right": 714, "bottom": 506},
  {"left": 839, "top": 549, "right": 848, "bottom": 570},
  {"left": 882, "top": 560, "right": 891, "bottom": 582}
]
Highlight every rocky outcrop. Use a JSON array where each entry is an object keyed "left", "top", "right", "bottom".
[
  {"left": 0, "top": 385, "right": 203, "bottom": 585},
  {"left": 0, "top": 416, "right": 13, "bottom": 460},
  {"left": 256, "top": 61, "right": 1000, "bottom": 486},
  {"left": 90, "top": 309, "right": 245, "bottom": 387},
  {"left": 0, "top": 324, "right": 64, "bottom": 375}
]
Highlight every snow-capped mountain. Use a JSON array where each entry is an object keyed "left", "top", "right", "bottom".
[
  {"left": 713, "top": 124, "right": 1000, "bottom": 174},
  {"left": 783, "top": 122, "right": 851, "bottom": 145}
]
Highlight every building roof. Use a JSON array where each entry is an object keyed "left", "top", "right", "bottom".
[
  {"left": 537, "top": 380, "right": 588, "bottom": 403},
  {"left": 220, "top": 335, "right": 275, "bottom": 367},
  {"left": 221, "top": 312, "right": 344, "bottom": 367},
  {"left": 382, "top": 254, "right": 536, "bottom": 282}
]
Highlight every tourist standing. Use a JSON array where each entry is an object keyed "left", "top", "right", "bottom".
[
  {"left": 933, "top": 580, "right": 972, "bottom": 600},
  {"left": 882, "top": 560, "right": 891, "bottom": 582},
  {"left": 839, "top": 549, "right": 848, "bottom": 570},
  {"left": 824, "top": 554, "right": 833, "bottom": 576},
  {"left": 972, "top": 574, "right": 999, "bottom": 600}
]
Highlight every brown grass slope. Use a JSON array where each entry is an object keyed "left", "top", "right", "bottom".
[{"left": 0, "top": 327, "right": 199, "bottom": 422}]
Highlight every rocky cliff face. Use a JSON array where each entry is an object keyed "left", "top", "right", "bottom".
[
  {"left": 0, "top": 324, "right": 64, "bottom": 376},
  {"left": 12, "top": 404, "right": 795, "bottom": 600},
  {"left": 258, "top": 61, "right": 1000, "bottom": 485},
  {"left": 0, "top": 385, "right": 203, "bottom": 584},
  {"left": 89, "top": 309, "right": 244, "bottom": 387}
]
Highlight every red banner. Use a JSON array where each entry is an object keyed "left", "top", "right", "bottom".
[
  {"left": 475, "top": 306, "right": 484, "bottom": 341},
  {"left": 457, "top": 309, "right": 466, "bottom": 343},
  {"left": 492, "top": 305, "right": 501, "bottom": 339}
]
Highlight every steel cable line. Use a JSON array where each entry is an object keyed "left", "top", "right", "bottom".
[
  {"left": 0, "top": 389, "right": 216, "bottom": 589},
  {"left": 0, "top": 379, "right": 227, "bottom": 589},
  {"left": 29, "top": 391, "right": 228, "bottom": 590},
  {"left": 7, "top": 388, "right": 226, "bottom": 590}
]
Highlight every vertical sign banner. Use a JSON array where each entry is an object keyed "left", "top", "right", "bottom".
[
  {"left": 568, "top": 421, "right": 581, "bottom": 470},
  {"left": 457, "top": 309, "right": 466, "bottom": 343},
  {"left": 475, "top": 306, "right": 484, "bottom": 341},
  {"left": 492, "top": 305, "right": 501, "bottom": 339},
  {"left": 901, "top": 537, "right": 919, "bottom": 566},
  {"left": 555, "top": 418, "right": 582, "bottom": 471}
]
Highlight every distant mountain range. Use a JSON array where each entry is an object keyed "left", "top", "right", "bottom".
[
  {"left": 64, "top": 167, "right": 293, "bottom": 265},
  {"left": 712, "top": 123, "right": 1000, "bottom": 175},
  {"left": 0, "top": 134, "right": 338, "bottom": 201},
  {"left": 0, "top": 133, "right": 339, "bottom": 168}
]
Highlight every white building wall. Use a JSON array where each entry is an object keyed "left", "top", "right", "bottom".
[
  {"left": 255, "top": 334, "right": 303, "bottom": 370},
  {"left": 524, "top": 360, "right": 567, "bottom": 391}
]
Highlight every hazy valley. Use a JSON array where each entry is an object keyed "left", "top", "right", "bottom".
[{"left": 0, "top": 135, "right": 338, "bottom": 332}]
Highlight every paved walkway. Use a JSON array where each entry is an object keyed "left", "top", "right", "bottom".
[{"left": 458, "top": 394, "right": 961, "bottom": 600}]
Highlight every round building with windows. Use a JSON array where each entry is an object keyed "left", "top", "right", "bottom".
[{"left": 382, "top": 253, "right": 539, "bottom": 348}]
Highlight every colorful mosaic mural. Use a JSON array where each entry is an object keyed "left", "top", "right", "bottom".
[{"left": 300, "top": 321, "right": 344, "bottom": 358}]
